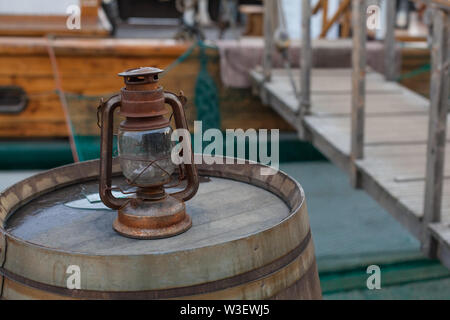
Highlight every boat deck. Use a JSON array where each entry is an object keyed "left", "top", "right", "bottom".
[{"left": 250, "top": 68, "right": 450, "bottom": 269}]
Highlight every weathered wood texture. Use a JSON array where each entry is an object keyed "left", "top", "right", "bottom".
[
  {"left": 384, "top": 0, "right": 397, "bottom": 81},
  {"left": 262, "top": 0, "right": 275, "bottom": 82},
  {"left": 0, "top": 38, "right": 189, "bottom": 138},
  {"left": 351, "top": 0, "right": 367, "bottom": 161},
  {"left": 351, "top": 0, "right": 367, "bottom": 187},
  {"left": 301, "top": 0, "right": 312, "bottom": 113},
  {"left": 399, "top": 46, "right": 431, "bottom": 97},
  {"left": 0, "top": 158, "right": 321, "bottom": 300},
  {"left": 0, "top": 37, "right": 292, "bottom": 138},
  {"left": 320, "top": 0, "right": 351, "bottom": 38},
  {"left": 422, "top": 8, "right": 450, "bottom": 256},
  {"left": 250, "top": 65, "right": 450, "bottom": 269},
  {"left": 240, "top": 5, "right": 264, "bottom": 36}
]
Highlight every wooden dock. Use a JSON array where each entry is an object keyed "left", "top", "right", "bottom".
[{"left": 254, "top": 1, "right": 450, "bottom": 269}]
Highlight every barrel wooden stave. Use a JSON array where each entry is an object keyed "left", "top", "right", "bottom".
[{"left": 0, "top": 158, "right": 321, "bottom": 299}]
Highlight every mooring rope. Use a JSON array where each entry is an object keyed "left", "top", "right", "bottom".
[{"left": 45, "top": 35, "right": 80, "bottom": 163}]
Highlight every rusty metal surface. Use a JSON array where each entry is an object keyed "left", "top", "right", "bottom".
[
  {"left": 114, "top": 195, "right": 192, "bottom": 240},
  {"left": 0, "top": 157, "right": 320, "bottom": 299},
  {"left": 99, "top": 94, "right": 127, "bottom": 210},
  {"left": 119, "top": 87, "right": 168, "bottom": 121},
  {"left": 164, "top": 91, "right": 199, "bottom": 202}
]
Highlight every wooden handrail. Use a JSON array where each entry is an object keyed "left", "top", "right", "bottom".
[
  {"left": 263, "top": 0, "right": 277, "bottom": 82},
  {"left": 300, "top": 0, "right": 312, "bottom": 120},
  {"left": 350, "top": 0, "right": 366, "bottom": 188},
  {"left": 385, "top": 0, "right": 398, "bottom": 81},
  {"left": 422, "top": 6, "right": 449, "bottom": 257}
]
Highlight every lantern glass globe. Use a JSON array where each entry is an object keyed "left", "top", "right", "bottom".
[{"left": 118, "top": 126, "right": 176, "bottom": 187}]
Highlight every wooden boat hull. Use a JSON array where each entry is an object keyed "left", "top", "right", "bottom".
[{"left": 0, "top": 37, "right": 292, "bottom": 139}]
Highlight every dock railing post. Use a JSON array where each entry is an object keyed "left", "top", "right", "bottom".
[
  {"left": 298, "top": 0, "right": 312, "bottom": 140},
  {"left": 422, "top": 7, "right": 449, "bottom": 258},
  {"left": 385, "top": 0, "right": 397, "bottom": 81},
  {"left": 263, "top": 0, "right": 274, "bottom": 83},
  {"left": 350, "top": 0, "right": 367, "bottom": 188},
  {"left": 300, "top": 0, "right": 312, "bottom": 115}
]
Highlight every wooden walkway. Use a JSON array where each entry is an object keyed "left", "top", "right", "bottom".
[
  {"left": 254, "top": 0, "right": 450, "bottom": 269},
  {"left": 251, "top": 67, "right": 450, "bottom": 269}
]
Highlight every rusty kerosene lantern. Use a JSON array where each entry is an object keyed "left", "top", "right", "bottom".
[{"left": 98, "top": 67, "right": 199, "bottom": 239}]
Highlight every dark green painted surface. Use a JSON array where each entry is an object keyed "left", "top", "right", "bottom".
[
  {"left": 325, "top": 276, "right": 450, "bottom": 300},
  {"left": 0, "top": 140, "right": 74, "bottom": 170},
  {"left": 280, "top": 162, "right": 450, "bottom": 299},
  {"left": 0, "top": 134, "right": 325, "bottom": 169}
]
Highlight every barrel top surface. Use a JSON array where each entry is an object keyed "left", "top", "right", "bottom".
[{"left": 5, "top": 175, "right": 290, "bottom": 255}]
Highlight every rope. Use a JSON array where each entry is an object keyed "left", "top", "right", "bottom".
[
  {"left": 273, "top": 0, "right": 299, "bottom": 98},
  {"left": 160, "top": 41, "right": 198, "bottom": 77},
  {"left": 162, "top": 40, "right": 221, "bottom": 131},
  {"left": 194, "top": 41, "right": 221, "bottom": 131},
  {"left": 397, "top": 63, "right": 430, "bottom": 81},
  {"left": 45, "top": 35, "right": 80, "bottom": 163}
]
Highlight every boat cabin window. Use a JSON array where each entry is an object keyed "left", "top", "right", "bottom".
[{"left": 0, "top": 86, "right": 28, "bottom": 114}]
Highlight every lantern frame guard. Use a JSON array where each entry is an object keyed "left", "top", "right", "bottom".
[{"left": 98, "top": 67, "right": 199, "bottom": 239}]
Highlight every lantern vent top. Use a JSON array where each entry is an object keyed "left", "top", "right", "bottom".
[{"left": 118, "top": 67, "right": 163, "bottom": 89}]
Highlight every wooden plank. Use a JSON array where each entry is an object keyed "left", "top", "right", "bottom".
[
  {"left": 357, "top": 144, "right": 450, "bottom": 221},
  {"left": 305, "top": 114, "right": 450, "bottom": 155},
  {"left": 384, "top": 0, "right": 397, "bottom": 81},
  {"left": 301, "top": 0, "right": 312, "bottom": 113},
  {"left": 351, "top": 0, "right": 367, "bottom": 165},
  {"left": 303, "top": 118, "right": 351, "bottom": 173},
  {"left": 310, "top": 94, "right": 428, "bottom": 116},
  {"left": 0, "top": 56, "right": 180, "bottom": 77},
  {"left": 340, "top": 5, "right": 351, "bottom": 38},
  {"left": 0, "top": 14, "right": 111, "bottom": 37},
  {"left": 319, "top": 0, "right": 351, "bottom": 38},
  {"left": 0, "top": 38, "right": 190, "bottom": 57},
  {"left": 422, "top": 9, "right": 450, "bottom": 256},
  {"left": 429, "top": 223, "right": 450, "bottom": 270},
  {"left": 264, "top": 82, "right": 299, "bottom": 127},
  {"left": 260, "top": 69, "right": 402, "bottom": 93},
  {"left": 263, "top": 0, "right": 274, "bottom": 81},
  {"left": 358, "top": 166, "right": 423, "bottom": 238}
]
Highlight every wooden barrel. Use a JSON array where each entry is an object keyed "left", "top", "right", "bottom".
[{"left": 0, "top": 158, "right": 321, "bottom": 299}]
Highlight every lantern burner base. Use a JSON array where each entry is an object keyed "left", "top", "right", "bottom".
[{"left": 113, "top": 195, "right": 192, "bottom": 239}]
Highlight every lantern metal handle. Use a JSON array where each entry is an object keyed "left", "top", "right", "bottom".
[
  {"left": 164, "top": 91, "right": 199, "bottom": 201},
  {"left": 99, "top": 94, "right": 128, "bottom": 210}
]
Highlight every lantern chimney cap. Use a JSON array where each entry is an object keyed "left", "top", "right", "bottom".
[
  {"left": 118, "top": 67, "right": 164, "bottom": 89},
  {"left": 118, "top": 67, "right": 163, "bottom": 78}
]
